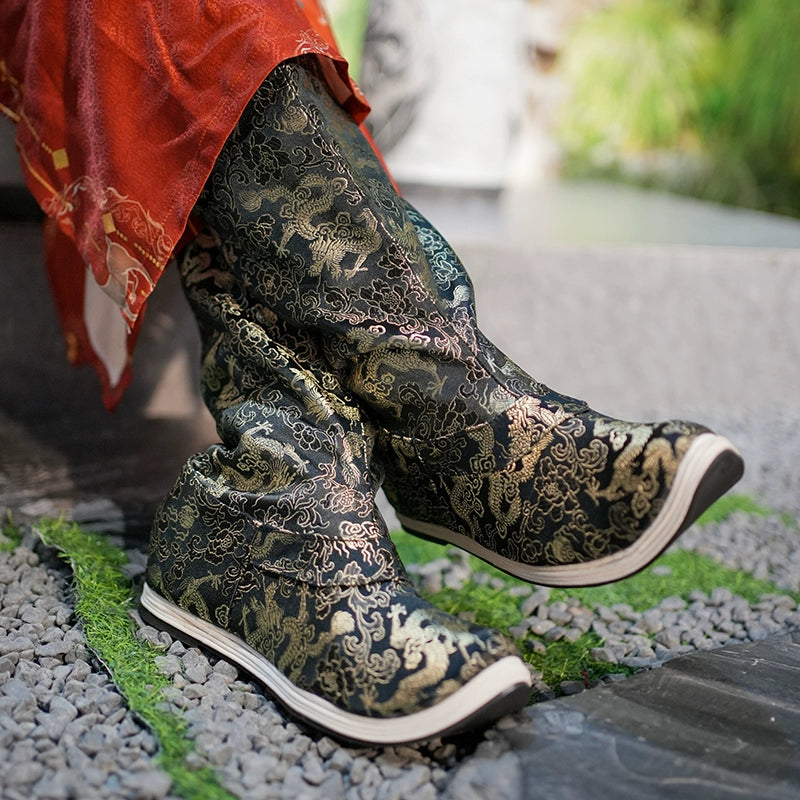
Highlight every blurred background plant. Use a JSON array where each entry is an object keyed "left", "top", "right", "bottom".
[
  {"left": 557, "top": 0, "right": 800, "bottom": 217},
  {"left": 321, "top": 0, "right": 371, "bottom": 79},
  {"left": 323, "top": 0, "right": 799, "bottom": 215}
]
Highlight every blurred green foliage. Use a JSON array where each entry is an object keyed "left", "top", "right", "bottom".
[
  {"left": 557, "top": 0, "right": 800, "bottom": 217},
  {"left": 323, "top": 0, "right": 371, "bottom": 80}
]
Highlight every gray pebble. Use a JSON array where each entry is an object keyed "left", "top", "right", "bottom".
[
  {"left": 318, "top": 770, "right": 346, "bottom": 798},
  {"left": 525, "top": 638, "right": 547, "bottom": 655},
  {"left": 0, "top": 635, "right": 35, "bottom": 655},
  {"left": 570, "top": 613, "right": 594, "bottom": 633},
  {"left": 625, "top": 657, "right": 658, "bottom": 670},
  {"left": 519, "top": 587, "right": 551, "bottom": 617},
  {"left": 445, "top": 751, "right": 522, "bottom": 800},
  {"left": 182, "top": 648, "right": 212, "bottom": 683},
  {"left": 120, "top": 768, "right": 173, "bottom": 799},
  {"left": 654, "top": 629, "right": 682, "bottom": 650},
  {"left": 659, "top": 596, "right": 687, "bottom": 612},
  {"left": 301, "top": 751, "right": 327, "bottom": 785},
  {"left": 20, "top": 605, "right": 48, "bottom": 625},
  {"left": 547, "top": 601, "right": 573, "bottom": 626},
  {"left": 611, "top": 603, "right": 638, "bottom": 621},
  {"left": 590, "top": 646, "right": 620, "bottom": 664},
  {"left": 563, "top": 627, "right": 584, "bottom": 643},
  {"left": 5, "top": 759, "right": 44, "bottom": 786},
  {"left": 2, "top": 677, "right": 36, "bottom": 706},
  {"left": 529, "top": 618, "right": 555, "bottom": 636},
  {"left": 640, "top": 609, "right": 665, "bottom": 634},
  {"left": 594, "top": 605, "right": 619, "bottom": 623},
  {"left": 31, "top": 774, "right": 71, "bottom": 798},
  {"left": 710, "top": 587, "right": 734, "bottom": 606},
  {"left": 544, "top": 625, "right": 567, "bottom": 642},
  {"left": 421, "top": 573, "right": 443, "bottom": 594}
]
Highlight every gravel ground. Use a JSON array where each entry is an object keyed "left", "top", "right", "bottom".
[
  {"left": 1, "top": 414, "right": 799, "bottom": 799},
  {"left": 2, "top": 510, "right": 799, "bottom": 800},
  {"left": 0, "top": 539, "right": 464, "bottom": 800}
]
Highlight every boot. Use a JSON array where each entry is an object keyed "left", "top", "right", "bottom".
[
  {"left": 374, "top": 208, "right": 746, "bottom": 587},
  {"left": 192, "top": 57, "right": 744, "bottom": 588},
  {"left": 142, "top": 234, "right": 531, "bottom": 745}
]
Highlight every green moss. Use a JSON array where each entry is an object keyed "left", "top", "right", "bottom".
[
  {"left": 695, "top": 492, "right": 773, "bottom": 526},
  {"left": 426, "top": 582, "right": 525, "bottom": 633},
  {"left": 557, "top": 549, "right": 799, "bottom": 612},
  {"left": 35, "top": 519, "right": 235, "bottom": 800},
  {"left": 525, "top": 633, "right": 629, "bottom": 689},
  {"left": 781, "top": 512, "right": 799, "bottom": 530},
  {"left": 0, "top": 514, "right": 22, "bottom": 552},
  {"left": 390, "top": 529, "right": 446, "bottom": 568}
]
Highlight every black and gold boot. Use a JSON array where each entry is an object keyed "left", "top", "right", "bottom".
[
  {"left": 191, "top": 56, "right": 744, "bottom": 589},
  {"left": 141, "top": 235, "right": 531, "bottom": 745}
]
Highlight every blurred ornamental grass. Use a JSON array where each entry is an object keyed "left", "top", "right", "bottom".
[
  {"left": 322, "top": 0, "right": 371, "bottom": 80},
  {"left": 556, "top": 0, "right": 800, "bottom": 217}
]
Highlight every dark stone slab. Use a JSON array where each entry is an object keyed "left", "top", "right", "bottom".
[
  {"left": 470, "top": 632, "right": 800, "bottom": 800},
  {"left": 0, "top": 222, "right": 215, "bottom": 538}
]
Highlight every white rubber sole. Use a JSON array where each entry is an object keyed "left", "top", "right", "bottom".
[
  {"left": 397, "top": 433, "right": 744, "bottom": 588},
  {"left": 140, "top": 583, "right": 532, "bottom": 745}
]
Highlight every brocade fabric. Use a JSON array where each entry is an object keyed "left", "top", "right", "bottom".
[
  {"left": 190, "top": 58, "right": 714, "bottom": 574},
  {"left": 146, "top": 227, "right": 517, "bottom": 720}
]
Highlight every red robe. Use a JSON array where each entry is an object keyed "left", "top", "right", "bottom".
[{"left": 0, "top": 0, "right": 369, "bottom": 408}]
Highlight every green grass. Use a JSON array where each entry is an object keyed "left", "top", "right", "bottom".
[
  {"left": 694, "top": 490, "right": 797, "bottom": 530},
  {"left": 0, "top": 513, "right": 22, "bottom": 552},
  {"left": 558, "top": 0, "right": 717, "bottom": 154},
  {"left": 556, "top": 548, "right": 799, "bottom": 611},
  {"left": 528, "top": 634, "right": 615, "bottom": 689},
  {"left": 557, "top": 0, "right": 800, "bottom": 218},
  {"left": 695, "top": 492, "right": 773, "bottom": 526},
  {"left": 34, "top": 519, "right": 235, "bottom": 800}
]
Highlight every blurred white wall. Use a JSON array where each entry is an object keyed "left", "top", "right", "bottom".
[{"left": 373, "top": 0, "right": 528, "bottom": 189}]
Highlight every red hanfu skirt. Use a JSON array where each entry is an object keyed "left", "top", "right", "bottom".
[{"left": 0, "top": 0, "right": 369, "bottom": 408}]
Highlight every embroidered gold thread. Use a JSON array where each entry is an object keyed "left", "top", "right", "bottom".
[
  {"left": 186, "top": 59, "right": 710, "bottom": 572},
  {"left": 52, "top": 148, "right": 69, "bottom": 170},
  {"left": 145, "top": 232, "right": 518, "bottom": 717}
]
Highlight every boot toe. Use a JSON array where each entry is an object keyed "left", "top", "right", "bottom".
[{"left": 386, "top": 407, "right": 744, "bottom": 587}]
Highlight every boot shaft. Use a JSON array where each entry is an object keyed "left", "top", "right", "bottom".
[{"left": 193, "top": 57, "right": 540, "bottom": 438}]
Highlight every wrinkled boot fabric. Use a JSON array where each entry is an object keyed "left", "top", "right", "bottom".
[
  {"left": 189, "top": 57, "right": 744, "bottom": 589},
  {"left": 142, "top": 235, "right": 531, "bottom": 744}
]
